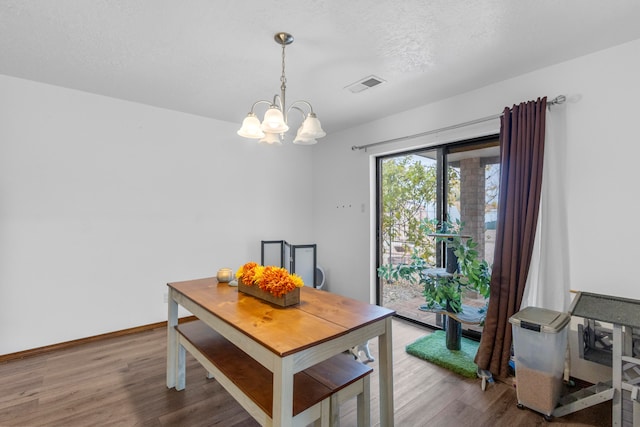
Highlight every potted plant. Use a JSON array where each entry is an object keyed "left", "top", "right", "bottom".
[{"left": 378, "top": 219, "right": 491, "bottom": 349}]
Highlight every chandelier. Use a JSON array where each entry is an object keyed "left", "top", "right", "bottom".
[{"left": 237, "top": 32, "right": 326, "bottom": 145}]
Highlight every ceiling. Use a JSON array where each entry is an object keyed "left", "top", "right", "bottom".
[{"left": 2, "top": 1, "right": 640, "bottom": 135}]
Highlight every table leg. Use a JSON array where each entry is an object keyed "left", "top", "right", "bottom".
[
  {"left": 273, "top": 355, "right": 294, "bottom": 427},
  {"left": 176, "top": 343, "right": 186, "bottom": 390},
  {"left": 166, "top": 288, "right": 179, "bottom": 389},
  {"left": 378, "top": 317, "right": 395, "bottom": 427}
]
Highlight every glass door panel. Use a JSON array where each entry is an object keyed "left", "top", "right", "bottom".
[
  {"left": 445, "top": 142, "right": 499, "bottom": 334},
  {"left": 377, "top": 138, "right": 499, "bottom": 334}
]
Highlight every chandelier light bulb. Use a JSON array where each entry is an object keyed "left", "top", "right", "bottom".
[
  {"left": 298, "top": 113, "right": 326, "bottom": 139},
  {"left": 237, "top": 113, "right": 265, "bottom": 139},
  {"left": 261, "top": 107, "right": 289, "bottom": 133},
  {"left": 259, "top": 132, "right": 283, "bottom": 145},
  {"left": 293, "top": 125, "right": 317, "bottom": 145}
]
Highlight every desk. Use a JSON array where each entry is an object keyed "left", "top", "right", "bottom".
[{"left": 166, "top": 277, "right": 395, "bottom": 426}]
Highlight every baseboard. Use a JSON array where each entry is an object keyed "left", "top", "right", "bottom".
[{"left": 0, "top": 315, "right": 197, "bottom": 363}]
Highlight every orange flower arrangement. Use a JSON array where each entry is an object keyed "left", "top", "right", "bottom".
[{"left": 236, "top": 262, "right": 304, "bottom": 297}]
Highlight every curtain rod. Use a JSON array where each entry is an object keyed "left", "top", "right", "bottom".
[{"left": 351, "top": 95, "right": 566, "bottom": 151}]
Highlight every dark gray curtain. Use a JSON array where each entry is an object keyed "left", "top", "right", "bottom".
[{"left": 474, "top": 97, "right": 547, "bottom": 378}]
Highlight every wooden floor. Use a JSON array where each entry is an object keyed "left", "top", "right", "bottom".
[{"left": 0, "top": 318, "right": 611, "bottom": 426}]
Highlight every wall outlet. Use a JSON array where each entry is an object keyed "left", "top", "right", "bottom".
[{"left": 163, "top": 293, "right": 168, "bottom": 303}]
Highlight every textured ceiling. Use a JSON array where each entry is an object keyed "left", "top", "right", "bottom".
[{"left": 1, "top": 1, "right": 640, "bottom": 134}]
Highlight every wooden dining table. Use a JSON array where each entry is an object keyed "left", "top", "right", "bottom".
[{"left": 166, "top": 277, "right": 395, "bottom": 426}]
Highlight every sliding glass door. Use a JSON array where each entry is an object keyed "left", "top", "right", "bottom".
[{"left": 376, "top": 136, "right": 499, "bottom": 335}]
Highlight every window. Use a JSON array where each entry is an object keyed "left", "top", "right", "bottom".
[{"left": 376, "top": 136, "right": 499, "bottom": 335}]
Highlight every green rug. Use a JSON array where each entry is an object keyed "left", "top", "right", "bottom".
[{"left": 405, "top": 330, "right": 479, "bottom": 378}]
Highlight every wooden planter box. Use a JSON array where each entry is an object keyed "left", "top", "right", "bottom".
[{"left": 238, "top": 279, "right": 300, "bottom": 307}]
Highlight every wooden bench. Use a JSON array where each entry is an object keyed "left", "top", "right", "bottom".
[
  {"left": 305, "top": 350, "right": 373, "bottom": 426},
  {"left": 175, "top": 320, "right": 373, "bottom": 426}
]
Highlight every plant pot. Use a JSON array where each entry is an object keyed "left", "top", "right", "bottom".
[{"left": 237, "top": 279, "right": 300, "bottom": 307}]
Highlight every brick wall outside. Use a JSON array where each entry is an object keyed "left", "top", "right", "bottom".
[{"left": 459, "top": 157, "right": 486, "bottom": 261}]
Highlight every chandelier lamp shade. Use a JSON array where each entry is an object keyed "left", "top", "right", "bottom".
[{"left": 237, "top": 32, "right": 326, "bottom": 145}]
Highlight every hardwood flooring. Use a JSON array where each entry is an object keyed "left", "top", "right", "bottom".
[{"left": 0, "top": 319, "right": 611, "bottom": 426}]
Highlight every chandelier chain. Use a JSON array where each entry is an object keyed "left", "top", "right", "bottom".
[{"left": 280, "top": 44, "right": 287, "bottom": 95}]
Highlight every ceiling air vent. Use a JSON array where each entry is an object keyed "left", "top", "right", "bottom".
[{"left": 345, "top": 75, "right": 386, "bottom": 93}]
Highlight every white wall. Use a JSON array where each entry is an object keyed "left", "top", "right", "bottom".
[
  {"left": 313, "top": 39, "right": 640, "bottom": 380},
  {"left": 315, "top": 37, "right": 640, "bottom": 302},
  {"left": 0, "top": 75, "right": 314, "bottom": 355}
]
